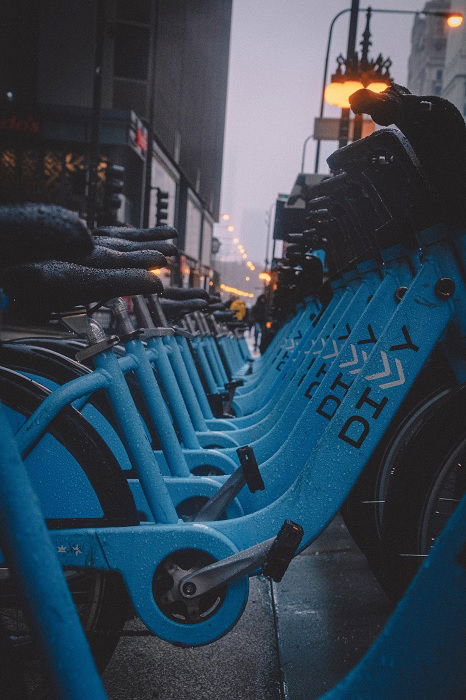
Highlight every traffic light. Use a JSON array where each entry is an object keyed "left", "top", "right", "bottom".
[
  {"left": 155, "top": 187, "right": 169, "bottom": 225},
  {"left": 103, "top": 163, "right": 125, "bottom": 220}
]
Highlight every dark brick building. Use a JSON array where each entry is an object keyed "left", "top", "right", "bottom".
[{"left": 0, "top": 0, "right": 232, "bottom": 286}]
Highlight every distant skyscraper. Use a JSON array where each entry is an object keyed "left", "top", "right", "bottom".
[
  {"left": 442, "top": 0, "right": 466, "bottom": 118},
  {"left": 407, "top": 0, "right": 451, "bottom": 96},
  {"left": 407, "top": 0, "right": 466, "bottom": 120}
]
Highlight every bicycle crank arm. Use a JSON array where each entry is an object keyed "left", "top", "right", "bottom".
[{"left": 179, "top": 520, "right": 304, "bottom": 598}]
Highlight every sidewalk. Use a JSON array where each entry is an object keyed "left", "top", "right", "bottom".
[{"left": 104, "top": 517, "right": 390, "bottom": 699}]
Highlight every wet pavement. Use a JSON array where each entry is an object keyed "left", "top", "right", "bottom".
[
  {"left": 272, "top": 517, "right": 391, "bottom": 699},
  {"left": 104, "top": 517, "right": 391, "bottom": 700}
]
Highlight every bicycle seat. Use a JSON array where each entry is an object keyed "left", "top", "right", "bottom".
[
  {"left": 159, "top": 298, "right": 208, "bottom": 322},
  {"left": 0, "top": 204, "right": 93, "bottom": 266},
  {"left": 94, "top": 225, "right": 178, "bottom": 241},
  {"left": 213, "top": 311, "right": 236, "bottom": 322},
  {"left": 225, "top": 321, "right": 246, "bottom": 329},
  {"left": 64, "top": 245, "right": 167, "bottom": 269},
  {"left": 95, "top": 237, "right": 179, "bottom": 257},
  {"left": 2, "top": 261, "right": 163, "bottom": 317},
  {"left": 163, "top": 287, "right": 210, "bottom": 301},
  {"left": 208, "top": 303, "right": 227, "bottom": 312}
]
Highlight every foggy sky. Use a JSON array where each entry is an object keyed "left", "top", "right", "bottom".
[{"left": 219, "top": 0, "right": 415, "bottom": 267}]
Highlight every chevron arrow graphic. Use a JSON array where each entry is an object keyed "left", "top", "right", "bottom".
[
  {"left": 322, "top": 339, "right": 340, "bottom": 359},
  {"left": 348, "top": 349, "right": 368, "bottom": 374},
  {"left": 312, "top": 338, "right": 326, "bottom": 355},
  {"left": 379, "top": 358, "right": 405, "bottom": 389},
  {"left": 339, "top": 344, "right": 359, "bottom": 368},
  {"left": 365, "top": 351, "right": 391, "bottom": 381}
]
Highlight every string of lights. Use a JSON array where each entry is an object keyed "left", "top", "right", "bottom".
[{"left": 216, "top": 213, "right": 267, "bottom": 289}]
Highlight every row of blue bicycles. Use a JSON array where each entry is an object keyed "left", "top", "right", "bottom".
[{"left": 0, "top": 86, "right": 465, "bottom": 698}]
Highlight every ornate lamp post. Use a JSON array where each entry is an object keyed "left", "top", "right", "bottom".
[
  {"left": 314, "top": 5, "right": 464, "bottom": 172},
  {"left": 325, "top": 8, "right": 392, "bottom": 143}
]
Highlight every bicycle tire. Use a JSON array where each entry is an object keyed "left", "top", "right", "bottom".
[{"left": 0, "top": 367, "right": 139, "bottom": 695}]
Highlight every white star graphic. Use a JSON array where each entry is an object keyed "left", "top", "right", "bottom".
[
  {"left": 72, "top": 545, "right": 82, "bottom": 556},
  {"left": 57, "top": 545, "right": 67, "bottom": 554}
]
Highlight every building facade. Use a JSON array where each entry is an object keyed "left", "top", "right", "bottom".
[
  {"left": 407, "top": 0, "right": 451, "bottom": 97},
  {"left": 441, "top": 0, "right": 466, "bottom": 117},
  {"left": 407, "top": 0, "right": 466, "bottom": 121},
  {"left": 0, "top": 0, "right": 232, "bottom": 286}
]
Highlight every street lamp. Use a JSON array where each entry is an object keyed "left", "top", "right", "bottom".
[
  {"left": 325, "top": 7, "right": 392, "bottom": 113},
  {"left": 314, "top": 5, "right": 464, "bottom": 172},
  {"left": 447, "top": 13, "right": 463, "bottom": 27}
]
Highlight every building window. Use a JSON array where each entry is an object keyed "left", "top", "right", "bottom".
[
  {"left": 149, "top": 155, "right": 178, "bottom": 229},
  {"left": 201, "top": 216, "right": 213, "bottom": 267},
  {"left": 436, "top": 69, "right": 443, "bottom": 81},
  {"left": 114, "top": 23, "right": 149, "bottom": 80},
  {"left": 184, "top": 193, "right": 202, "bottom": 260}
]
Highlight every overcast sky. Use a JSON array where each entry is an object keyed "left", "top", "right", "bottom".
[{"left": 217, "top": 0, "right": 416, "bottom": 269}]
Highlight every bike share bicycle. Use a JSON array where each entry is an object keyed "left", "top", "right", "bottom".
[{"left": 0, "top": 88, "right": 465, "bottom": 698}]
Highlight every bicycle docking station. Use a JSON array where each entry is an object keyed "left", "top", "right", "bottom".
[{"left": 0, "top": 92, "right": 465, "bottom": 698}]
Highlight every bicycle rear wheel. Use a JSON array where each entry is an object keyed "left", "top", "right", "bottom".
[
  {"left": 0, "top": 367, "right": 138, "bottom": 696},
  {"left": 378, "top": 385, "right": 466, "bottom": 599}
]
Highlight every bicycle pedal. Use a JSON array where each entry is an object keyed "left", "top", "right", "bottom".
[
  {"left": 236, "top": 446, "right": 265, "bottom": 493},
  {"left": 179, "top": 521, "right": 304, "bottom": 599},
  {"left": 207, "top": 391, "right": 229, "bottom": 417},
  {"left": 263, "top": 520, "right": 304, "bottom": 582},
  {"left": 193, "top": 450, "right": 264, "bottom": 522}
]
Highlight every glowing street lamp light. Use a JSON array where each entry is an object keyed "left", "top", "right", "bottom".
[
  {"left": 233, "top": 238, "right": 239, "bottom": 244},
  {"left": 258, "top": 272, "right": 272, "bottom": 283},
  {"left": 447, "top": 13, "right": 463, "bottom": 28},
  {"left": 227, "top": 225, "right": 235, "bottom": 232},
  {"left": 221, "top": 213, "right": 230, "bottom": 221}
]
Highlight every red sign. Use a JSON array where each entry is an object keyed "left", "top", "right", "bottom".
[
  {"left": 136, "top": 127, "right": 147, "bottom": 153},
  {"left": 0, "top": 115, "right": 40, "bottom": 134}
]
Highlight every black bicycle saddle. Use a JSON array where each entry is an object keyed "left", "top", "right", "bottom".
[
  {"left": 2, "top": 261, "right": 164, "bottom": 317},
  {"left": 163, "top": 287, "right": 210, "bottom": 301},
  {"left": 159, "top": 298, "right": 208, "bottom": 322},
  {"left": 0, "top": 204, "right": 93, "bottom": 267},
  {"left": 94, "top": 225, "right": 178, "bottom": 241},
  {"left": 61, "top": 245, "right": 167, "bottom": 269},
  {"left": 95, "top": 237, "right": 178, "bottom": 257},
  {"left": 207, "top": 303, "right": 226, "bottom": 312},
  {"left": 213, "top": 311, "right": 236, "bottom": 322}
]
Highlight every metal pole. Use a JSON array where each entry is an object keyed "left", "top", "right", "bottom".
[
  {"left": 314, "top": 7, "right": 352, "bottom": 173},
  {"left": 265, "top": 202, "right": 274, "bottom": 271},
  {"left": 338, "top": 0, "right": 360, "bottom": 149},
  {"left": 87, "top": 0, "right": 106, "bottom": 229},
  {"left": 143, "top": 0, "right": 159, "bottom": 227},
  {"left": 301, "top": 133, "right": 313, "bottom": 172}
]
